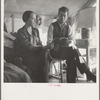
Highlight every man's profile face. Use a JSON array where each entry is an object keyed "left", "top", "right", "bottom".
[{"left": 58, "top": 11, "right": 68, "bottom": 24}]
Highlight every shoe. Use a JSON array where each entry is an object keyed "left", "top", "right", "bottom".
[
  {"left": 86, "top": 71, "right": 96, "bottom": 82},
  {"left": 78, "top": 63, "right": 96, "bottom": 82}
]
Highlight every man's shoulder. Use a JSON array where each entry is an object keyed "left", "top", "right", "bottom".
[
  {"left": 52, "top": 21, "right": 58, "bottom": 25},
  {"left": 51, "top": 21, "right": 60, "bottom": 29}
]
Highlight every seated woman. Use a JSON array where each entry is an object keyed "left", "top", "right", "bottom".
[{"left": 14, "top": 11, "right": 49, "bottom": 82}]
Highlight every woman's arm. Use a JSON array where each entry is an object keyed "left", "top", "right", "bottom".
[{"left": 16, "top": 29, "right": 42, "bottom": 51}]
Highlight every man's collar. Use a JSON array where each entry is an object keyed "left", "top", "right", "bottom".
[{"left": 57, "top": 20, "right": 67, "bottom": 27}]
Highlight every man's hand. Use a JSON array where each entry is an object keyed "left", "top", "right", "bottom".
[{"left": 68, "top": 40, "right": 77, "bottom": 49}]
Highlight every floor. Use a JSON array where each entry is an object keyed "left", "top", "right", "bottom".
[
  {"left": 48, "top": 70, "right": 94, "bottom": 83},
  {"left": 49, "top": 76, "right": 93, "bottom": 83}
]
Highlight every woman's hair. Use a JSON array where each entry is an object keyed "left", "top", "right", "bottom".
[
  {"left": 22, "top": 10, "right": 34, "bottom": 22},
  {"left": 58, "top": 6, "right": 69, "bottom": 15}
]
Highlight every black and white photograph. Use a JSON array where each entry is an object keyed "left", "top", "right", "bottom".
[{"left": 1, "top": 0, "right": 99, "bottom": 100}]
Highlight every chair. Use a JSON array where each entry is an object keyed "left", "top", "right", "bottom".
[
  {"left": 47, "top": 50, "right": 66, "bottom": 83},
  {"left": 46, "top": 38, "right": 78, "bottom": 83}
]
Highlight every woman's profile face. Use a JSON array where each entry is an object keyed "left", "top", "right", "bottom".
[{"left": 27, "top": 13, "right": 36, "bottom": 26}]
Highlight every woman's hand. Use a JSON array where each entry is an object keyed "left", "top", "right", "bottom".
[{"left": 43, "top": 42, "right": 54, "bottom": 50}]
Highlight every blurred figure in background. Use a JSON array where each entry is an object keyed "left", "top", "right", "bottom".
[{"left": 4, "top": 60, "right": 32, "bottom": 82}]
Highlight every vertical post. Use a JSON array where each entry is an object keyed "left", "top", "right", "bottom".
[
  {"left": 60, "top": 60, "right": 63, "bottom": 83},
  {"left": 86, "top": 39, "right": 90, "bottom": 69},
  {"left": 11, "top": 14, "right": 14, "bottom": 34}
]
